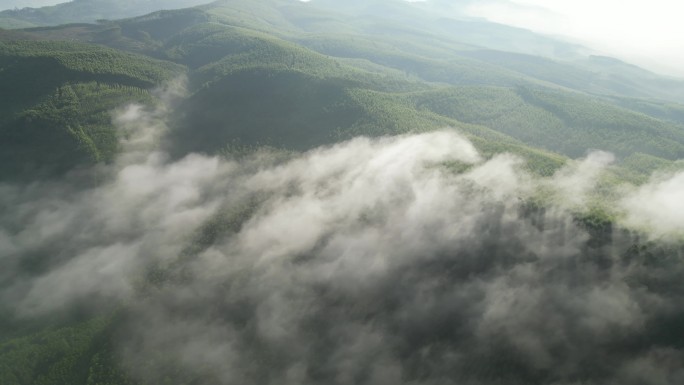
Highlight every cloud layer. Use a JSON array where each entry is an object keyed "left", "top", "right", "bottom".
[{"left": 2, "top": 84, "right": 684, "bottom": 384}]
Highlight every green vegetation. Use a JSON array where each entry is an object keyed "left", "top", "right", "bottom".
[
  {"left": 0, "top": 316, "right": 134, "bottom": 385},
  {"left": 413, "top": 85, "right": 684, "bottom": 162},
  {"left": 0, "top": 40, "right": 182, "bottom": 179},
  {"left": 0, "top": 82, "right": 151, "bottom": 175},
  {"left": 0, "top": 40, "right": 183, "bottom": 89},
  {"left": 3, "top": 4, "right": 683, "bottom": 181}
]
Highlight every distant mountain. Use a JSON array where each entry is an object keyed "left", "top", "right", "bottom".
[
  {"left": 0, "top": 0, "right": 63, "bottom": 11},
  {"left": 3, "top": 0, "right": 684, "bottom": 104},
  {"left": 0, "top": 0, "right": 212, "bottom": 27},
  {"left": 0, "top": 39, "right": 183, "bottom": 179}
]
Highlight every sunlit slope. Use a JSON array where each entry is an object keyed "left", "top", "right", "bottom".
[
  {"left": 413, "top": 86, "right": 684, "bottom": 160},
  {"left": 0, "top": 40, "right": 184, "bottom": 179},
  {"left": 204, "top": 0, "right": 684, "bottom": 104}
]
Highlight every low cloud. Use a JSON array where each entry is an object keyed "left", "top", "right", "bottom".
[
  {"left": 621, "top": 171, "right": 684, "bottom": 238},
  {"left": 2, "top": 81, "right": 684, "bottom": 384},
  {"left": 548, "top": 150, "right": 615, "bottom": 208}
]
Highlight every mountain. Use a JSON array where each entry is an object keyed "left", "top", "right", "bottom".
[
  {"left": 0, "top": 0, "right": 212, "bottom": 27},
  {"left": 2, "top": 0, "right": 683, "bottom": 181}
]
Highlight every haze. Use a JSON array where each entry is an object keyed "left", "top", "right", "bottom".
[{"left": 465, "top": 0, "right": 684, "bottom": 77}]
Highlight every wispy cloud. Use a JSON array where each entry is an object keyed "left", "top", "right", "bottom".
[{"left": 2, "top": 79, "right": 684, "bottom": 383}]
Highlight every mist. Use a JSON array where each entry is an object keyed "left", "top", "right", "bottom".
[
  {"left": 2, "top": 80, "right": 684, "bottom": 384},
  {"left": 463, "top": 0, "right": 684, "bottom": 77}
]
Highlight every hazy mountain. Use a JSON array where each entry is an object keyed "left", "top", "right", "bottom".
[
  {"left": 0, "top": 0, "right": 213, "bottom": 27},
  {"left": 3, "top": 0, "right": 684, "bottom": 103},
  {"left": 0, "top": 0, "right": 63, "bottom": 11}
]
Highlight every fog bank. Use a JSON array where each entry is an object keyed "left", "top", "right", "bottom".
[{"left": 2, "top": 82, "right": 684, "bottom": 384}]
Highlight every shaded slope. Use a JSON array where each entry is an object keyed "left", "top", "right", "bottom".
[{"left": 0, "top": 39, "right": 184, "bottom": 179}]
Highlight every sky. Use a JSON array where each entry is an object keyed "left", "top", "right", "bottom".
[{"left": 463, "top": 0, "right": 684, "bottom": 77}]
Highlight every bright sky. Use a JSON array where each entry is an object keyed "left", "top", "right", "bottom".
[{"left": 464, "top": 0, "right": 684, "bottom": 77}]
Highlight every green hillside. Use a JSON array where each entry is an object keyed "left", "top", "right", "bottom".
[
  {"left": 413, "top": 85, "right": 684, "bottom": 160},
  {"left": 0, "top": 40, "right": 183, "bottom": 179},
  {"left": 3, "top": 5, "right": 684, "bottom": 181}
]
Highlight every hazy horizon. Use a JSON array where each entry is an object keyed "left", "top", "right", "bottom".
[{"left": 463, "top": 0, "right": 684, "bottom": 77}]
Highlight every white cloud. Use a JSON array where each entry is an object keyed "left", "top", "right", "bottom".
[{"left": 621, "top": 171, "right": 684, "bottom": 238}]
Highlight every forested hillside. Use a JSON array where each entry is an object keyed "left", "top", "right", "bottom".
[
  {"left": 0, "top": 40, "right": 183, "bottom": 179},
  {"left": 2, "top": 1, "right": 684, "bottom": 384},
  {"left": 2, "top": 0, "right": 682, "bottom": 181}
]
